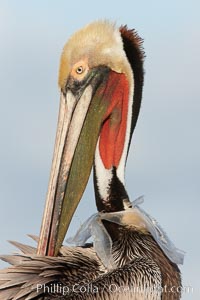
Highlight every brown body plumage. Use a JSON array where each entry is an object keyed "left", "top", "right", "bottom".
[{"left": 0, "top": 227, "right": 181, "bottom": 299}]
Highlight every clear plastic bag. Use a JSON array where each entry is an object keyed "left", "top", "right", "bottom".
[{"left": 67, "top": 196, "right": 184, "bottom": 269}]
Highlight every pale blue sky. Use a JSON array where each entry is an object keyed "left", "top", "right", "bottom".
[{"left": 0, "top": 1, "right": 199, "bottom": 299}]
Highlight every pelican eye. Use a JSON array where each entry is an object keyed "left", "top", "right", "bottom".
[
  {"left": 76, "top": 66, "right": 84, "bottom": 74},
  {"left": 71, "top": 60, "right": 89, "bottom": 81}
]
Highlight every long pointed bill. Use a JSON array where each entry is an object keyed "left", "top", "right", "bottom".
[{"left": 37, "top": 67, "right": 129, "bottom": 256}]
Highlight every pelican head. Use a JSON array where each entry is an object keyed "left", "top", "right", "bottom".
[{"left": 37, "top": 20, "right": 144, "bottom": 257}]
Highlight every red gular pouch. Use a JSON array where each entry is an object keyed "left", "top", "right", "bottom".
[{"left": 99, "top": 70, "right": 129, "bottom": 170}]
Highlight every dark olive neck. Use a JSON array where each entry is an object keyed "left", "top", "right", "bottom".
[{"left": 93, "top": 166, "right": 130, "bottom": 212}]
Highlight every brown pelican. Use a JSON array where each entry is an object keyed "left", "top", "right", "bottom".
[{"left": 0, "top": 21, "right": 183, "bottom": 300}]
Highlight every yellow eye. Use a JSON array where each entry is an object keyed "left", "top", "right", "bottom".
[
  {"left": 71, "top": 59, "right": 89, "bottom": 80},
  {"left": 76, "top": 66, "right": 84, "bottom": 74}
]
